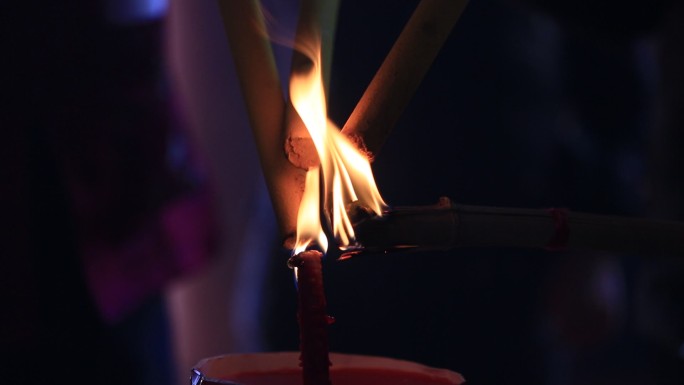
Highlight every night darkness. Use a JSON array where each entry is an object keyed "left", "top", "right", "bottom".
[
  {"left": 264, "top": 1, "right": 684, "bottom": 385},
  {"left": 3, "top": 1, "right": 683, "bottom": 385}
]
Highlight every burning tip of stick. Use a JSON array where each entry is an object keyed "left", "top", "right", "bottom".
[
  {"left": 339, "top": 245, "right": 421, "bottom": 260},
  {"left": 343, "top": 133, "right": 374, "bottom": 162},
  {"left": 285, "top": 200, "right": 385, "bottom": 260},
  {"left": 347, "top": 200, "right": 382, "bottom": 225}
]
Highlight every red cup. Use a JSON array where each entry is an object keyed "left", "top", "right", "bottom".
[{"left": 191, "top": 352, "right": 464, "bottom": 385}]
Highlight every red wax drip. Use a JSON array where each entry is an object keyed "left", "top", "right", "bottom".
[{"left": 292, "top": 250, "right": 332, "bottom": 385}]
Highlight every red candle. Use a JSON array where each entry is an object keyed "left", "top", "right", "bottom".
[{"left": 288, "top": 250, "right": 331, "bottom": 385}]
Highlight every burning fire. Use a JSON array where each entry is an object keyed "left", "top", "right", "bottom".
[{"left": 291, "top": 39, "right": 386, "bottom": 255}]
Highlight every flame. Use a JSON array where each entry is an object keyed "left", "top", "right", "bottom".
[{"left": 291, "top": 40, "right": 386, "bottom": 255}]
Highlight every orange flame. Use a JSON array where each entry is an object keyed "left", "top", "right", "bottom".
[{"left": 291, "top": 39, "right": 386, "bottom": 255}]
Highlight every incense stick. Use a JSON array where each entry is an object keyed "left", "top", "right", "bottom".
[
  {"left": 289, "top": 250, "right": 332, "bottom": 385},
  {"left": 341, "top": 0, "right": 469, "bottom": 160},
  {"left": 347, "top": 198, "right": 684, "bottom": 257}
]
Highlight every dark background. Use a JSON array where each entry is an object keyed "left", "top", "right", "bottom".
[
  {"left": 3, "top": 1, "right": 683, "bottom": 384},
  {"left": 264, "top": 1, "right": 684, "bottom": 385}
]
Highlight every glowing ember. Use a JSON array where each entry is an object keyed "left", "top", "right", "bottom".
[{"left": 291, "top": 38, "right": 386, "bottom": 255}]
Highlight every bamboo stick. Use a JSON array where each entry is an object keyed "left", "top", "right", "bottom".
[
  {"left": 346, "top": 198, "right": 684, "bottom": 257},
  {"left": 217, "top": 0, "right": 305, "bottom": 241},
  {"left": 341, "top": 0, "right": 469, "bottom": 160}
]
